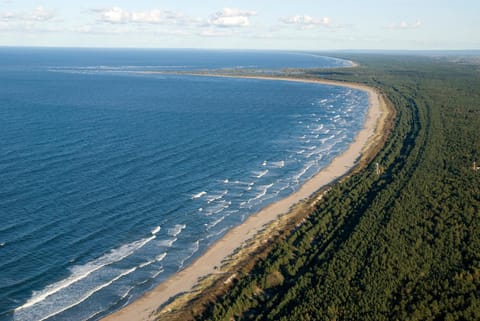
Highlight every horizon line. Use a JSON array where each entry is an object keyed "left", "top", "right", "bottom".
[{"left": 1, "top": 45, "right": 480, "bottom": 54}]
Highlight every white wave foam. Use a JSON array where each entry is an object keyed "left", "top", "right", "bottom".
[
  {"left": 157, "top": 238, "right": 177, "bottom": 247},
  {"left": 167, "top": 224, "right": 186, "bottom": 237},
  {"left": 151, "top": 226, "right": 161, "bottom": 235},
  {"left": 151, "top": 268, "right": 165, "bottom": 279},
  {"left": 192, "top": 191, "right": 207, "bottom": 199},
  {"left": 320, "top": 137, "right": 330, "bottom": 145},
  {"left": 179, "top": 240, "right": 200, "bottom": 270},
  {"left": 275, "top": 183, "right": 292, "bottom": 195},
  {"left": 270, "top": 161, "right": 285, "bottom": 168},
  {"left": 294, "top": 162, "right": 316, "bottom": 182},
  {"left": 192, "top": 240, "right": 200, "bottom": 252},
  {"left": 207, "top": 190, "right": 228, "bottom": 204},
  {"left": 139, "top": 259, "right": 156, "bottom": 269},
  {"left": 204, "top": 200, "right": 231, "bottom": 216},
  {"left": 15, "top": 235, "right": 155, "bottom": 311},
  {"left": 262, "top": 160, "right": 267, "bottom": 166},
  {"left": 319, "top": 134, "right": 335, "bottom": 145},
  {"left": 248, "top": 183, "right": 274, "bottom": 203},
  {"left": 306, "top": 151, "right": 316, "bottom": 158},
  {"left": 253, "top": 170, "right": 269, "bottom": 178},
  {"left": 156, "top": 252, "right": 167, "bottom": 262},
  {"left": 205, "top": 215, "right": 227, "bottom": 229},
  {"left": 34, "top": 267, "right": 137, "bottom": 321},
  {"left": 230, "top": 180, "right": 251, "bottom": 186}
]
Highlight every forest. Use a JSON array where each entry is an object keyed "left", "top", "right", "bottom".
[{"left": 161, "top": 54, "right": 480, "bottom": 321}]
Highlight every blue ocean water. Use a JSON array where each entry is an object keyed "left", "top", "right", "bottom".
[{"left": 0, "top": 48, "right": 367, "bottom": 321}]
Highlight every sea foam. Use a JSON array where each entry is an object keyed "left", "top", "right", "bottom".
[
  {"left": 192, "top": 191, "right": 207, "bottom": 199},
  {"left": 15, "top": 235, "right": 156, "bottom": 312},
  {"left": 151, "top": 226, "right": 161, "bottom": 235},
  {"left": 167, "top": 224, "right": 187, "bottom": 237}
]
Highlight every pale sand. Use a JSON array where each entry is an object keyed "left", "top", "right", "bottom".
[{"left": 103, "top": 76, "right": 387, "bottom": 321}]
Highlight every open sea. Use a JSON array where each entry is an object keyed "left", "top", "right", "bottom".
[{"left": 0, "top": 48, "right": 368, "bottom": 321}]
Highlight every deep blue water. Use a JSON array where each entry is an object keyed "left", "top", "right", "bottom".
[{"left": 0, "top": 48, "right": 367, "bottom": 321}]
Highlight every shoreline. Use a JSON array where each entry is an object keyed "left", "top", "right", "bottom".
[{"left": 103, "top": 75, "right": 388, "bottom": 321}]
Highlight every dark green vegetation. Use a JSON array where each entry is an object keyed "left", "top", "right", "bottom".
[{"left": 171, "top": 55, "right": 480, "bottom": 320}]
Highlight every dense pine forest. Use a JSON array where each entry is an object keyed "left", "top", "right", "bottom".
[{"left": 162, "top": 55, "right": 480, "bottom": 321}]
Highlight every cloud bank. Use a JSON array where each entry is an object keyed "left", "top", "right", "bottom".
[
  {"left": 208, "top": 8, "right": 257, "bottom": 27},
  {"left": 96, "top": 7, "right": 193, "bottom": 25},
  {"left": 0, "top": 6, "right": 55, "bottom": 22},
  {"left": 280, "top": 14, "right": 331, "bottom": 29}
]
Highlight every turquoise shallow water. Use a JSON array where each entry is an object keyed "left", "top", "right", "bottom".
[{"left": 0, "top": 48, "right": 367, "bottom": 321}]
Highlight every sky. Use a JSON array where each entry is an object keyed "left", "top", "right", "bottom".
[{"left": 0, "top": 0, "right": 478, "bottom": 50}]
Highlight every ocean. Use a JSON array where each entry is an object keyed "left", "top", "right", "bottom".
[{"left": 0, "top": 48, "right": 368, "bottom": 321}]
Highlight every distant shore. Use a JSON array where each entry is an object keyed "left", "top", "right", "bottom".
[{"left": 103, "top": 75, "right": 388, "bottom": 321}]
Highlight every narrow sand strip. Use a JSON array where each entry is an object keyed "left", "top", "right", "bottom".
[{"left": 103, "top": 76, "right": 386, "bottom": 321}]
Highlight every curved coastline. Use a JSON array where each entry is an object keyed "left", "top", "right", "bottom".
[{"left": 102, "top": 75, "right": 388, "bottom": 321}]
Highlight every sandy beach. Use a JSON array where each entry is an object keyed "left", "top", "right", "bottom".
[{"left": 102, "top": 75, "right": 388, "bottom": 321}]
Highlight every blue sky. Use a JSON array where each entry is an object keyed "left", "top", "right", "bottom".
[{"left": 0, "top": 0, "right": 478, "bottom": 49}]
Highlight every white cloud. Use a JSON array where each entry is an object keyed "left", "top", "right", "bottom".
[
  {"left": 91, "top": 6, "right": 258, "bottom": 35},
  {"left": 280, "top": 14, "right": 331, "bottom": 29},
  {"left": 208, "top": 8, "right": 257, "bottom": 27},
  {"left": 389, "top": 20, "right": 422, "bottom": 29},
  {"left": 215, "top": 8, "right": 257, "bottom": 18},
  {"left": 97, "top": 7, "right": 130, "bottom": 24},
  {"left": 30, "top": 6, "right": 55, "bottom": 21},
  {"left": 0, "top": 6, "right": 55, "bottom": 22},
  {"left": 96, "top": 7, "right": 194, "bottom": 25}
]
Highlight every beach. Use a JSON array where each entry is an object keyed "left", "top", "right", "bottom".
[{"left": 102, "top": 76, "right": 388, "bottom": 321}]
